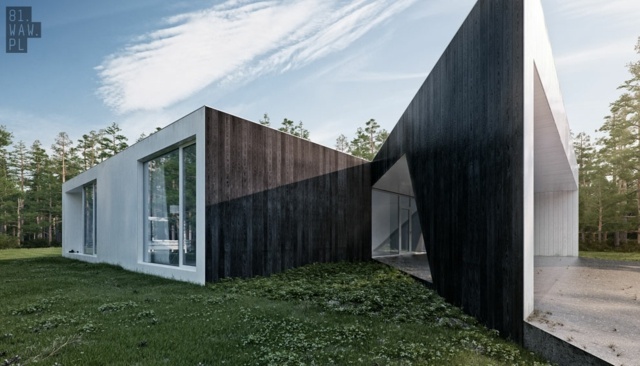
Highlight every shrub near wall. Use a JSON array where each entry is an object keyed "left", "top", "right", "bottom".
[
  {"left": 580, "top": 239, "right": 640, "bottom": 253},
  {"left": 21, "top": 239, "right": 62, "bottom": 248},
  {"left": 0, "top": 234, "right": 20, "bottom": 249}
]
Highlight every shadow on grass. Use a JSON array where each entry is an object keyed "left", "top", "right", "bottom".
[{"left": 0, "top": 256, "right": 552, "bottom": 365}]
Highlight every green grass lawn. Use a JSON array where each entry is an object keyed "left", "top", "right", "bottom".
[
  {"left": 0, "top": 249, "right": 550, "bottom": 365},
  {"left": 0, "top": 247, "right": 61, "bottom": 260},
  {"left": 580, "top": 250, "right": 640, "bottom": 262}
]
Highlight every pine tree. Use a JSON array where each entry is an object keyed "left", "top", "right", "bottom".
[
  {"left": 278, "top": 118, "right": 310, "bottom": 140},
  {"left": 259, "top": 113, "right": 271, "bottom": 126},
  {"left": 573, "top": 133, "right": 615, "bottom": 243},
  {"left": 99, "top": 123, "right": 129, "bottom": 160},
  {"left": 23, "top": 140, "right": 56, "bottom": 242},
  {"left": 0, "top": 127, "right": 17, "bottom": 238},
  {"left": 349, "top": 127, "right": 371, "bottom": 160},
  {"left": 620, "top": 38, "right": 640, "bottom": 244},
  {"left": 9, "top": 141, "right": 28, "bottom": 241},
  {"left": 347, "top": 119, "right": 388, "bottom": 161},
  {"left": 596, "top": 37, "right": 640, "bottom": 245},
  {"left": 76, "top": 131, "right": 101, "bottom": 170},
  {"left": 335, "top": 134, "right": 350, "bottom": 152},
  {"left": 51, "top": 132, "right": 76, "bottom": 183}
]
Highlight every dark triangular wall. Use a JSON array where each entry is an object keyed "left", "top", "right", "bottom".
[{"left": 372, "top": 0, "right": 525, "bottom": 342}]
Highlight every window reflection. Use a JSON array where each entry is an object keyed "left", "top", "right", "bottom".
[
  {"left": 83, "top": 183, "right": 96, "bottom": 255},
  {"left": 182, "top": 144, "right": 196, "bottom": 266},
  {"left": 372, "top": 189, "right": 424, "bottom": 257},
  {"left": 146, "top": 150, "right": 180, "bottom": 266},
  {"left": 144, "top": 144, "right": 196, "bottom": 267}
]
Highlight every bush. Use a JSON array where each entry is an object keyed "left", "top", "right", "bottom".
[
  {"left": 0, "top": 234, "right": 20, "bottom": 249},
  {"left": 22, "top": 239, "right": 60, "bottom": 248},
  {"left": 580, "top": 239, "right": 640, "bottom": 253}
]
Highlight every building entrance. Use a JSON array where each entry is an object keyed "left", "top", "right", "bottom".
[{"left": 372, "top": 189, "right": 425, "bottom": 257}]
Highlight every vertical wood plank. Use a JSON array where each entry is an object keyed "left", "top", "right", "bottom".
[
  {"left": 370, "top": 0, "right": 525, "bottom": 342},
  {"left": 204, "top": 107, "right": 371, "bottom": 286}
]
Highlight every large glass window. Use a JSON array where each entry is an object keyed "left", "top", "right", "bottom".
[
  {"left": 371, "top": 189, "right": 424, "bottom": 257},
  {"left": 83, "top": 183, "right": 96, "bottom": 255},
  {"left": 144, "top": 143, "right": 196, "bottom": 267},
  {"left": 182, "top": 144, "right": 196, "bottom": 266},
  {"left": 372, "top": 190, "right": 399, "bottom": 257}
]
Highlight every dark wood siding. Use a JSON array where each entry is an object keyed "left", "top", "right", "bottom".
[
  {"left": 205, "top": 107, "right": 371, "bottom": 282},
  {"left": 372, "top": 0, "right": 525, "bottom": 342}
]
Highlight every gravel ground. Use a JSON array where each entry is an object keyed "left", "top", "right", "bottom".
[{"left": 530, "top": 256, "right": 640, "bottom": 366}]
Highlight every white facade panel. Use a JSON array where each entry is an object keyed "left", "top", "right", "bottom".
[
  {"left": 534, "top": 191, "right": 578, "bottom": 256},
  {"left": 62, "top": 107, "right": 206, "bottom": 284},
  {"left": 523, "top": 0, "right": 580, "bottom": 319}
]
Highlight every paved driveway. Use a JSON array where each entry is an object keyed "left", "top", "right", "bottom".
[{"left": 530, "top": 256, "right": 640, "bottom": 366}]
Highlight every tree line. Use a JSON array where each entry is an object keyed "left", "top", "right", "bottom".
[
  {"left": 0, "top": 122, "right": 131, "bottom": 248},
  {"left": 10, "top": 35, "right": 637, "bottom": 252},
  {"left": 259, "top": 113, "right": 389, "bottom": 161},
  {"left": 335, "top": 119, "right": 389, "bottom": 161},
  {"left": 0, "top": 111, "right": 387, "bottom": 249},
  {"left": 574, "top": 37, "right": 640, "bottom": 249}
]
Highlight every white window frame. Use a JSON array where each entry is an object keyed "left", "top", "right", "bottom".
[
  {"left": 82, "top": 181, "right": 97, "bottom": 256},
  {"left": 143, "top": 141, "right": 196, "bottom": 268}
]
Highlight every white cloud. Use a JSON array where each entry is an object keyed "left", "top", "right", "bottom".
[
  {"left": 339, "top": 71, "right": 427, "bottom": 82},
  {"left": 404, "top": 0, "right": 475, "bottom": 21},
  {"left": 552, "top": 0, "right": 640, "bottom": 24},
  {"left": 96, "top": 0, "right": 417, "bottom": 114},
  {"left": 555, "top": 41, "right": 633, "bottom": 68}
]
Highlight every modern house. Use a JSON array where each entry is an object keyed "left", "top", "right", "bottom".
[
  {"left": 63, "top": 108, "right": 371, "bottom": 284},
  {"left": 63, "top": 0, "right": 578, "bottom": 349}
]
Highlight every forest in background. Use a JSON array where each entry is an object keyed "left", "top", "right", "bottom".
[
  {"left": 574, "top": 38, "right": 640, "bottom": 251},
  {"left": 0, "top": 114, "right": 384, "bottom": 249},
  {"left": 0, "top": 123, "right": 130, "bottom": 248},
  {"left": 0, "top": 37, "right": 638, "bottom": 252}
]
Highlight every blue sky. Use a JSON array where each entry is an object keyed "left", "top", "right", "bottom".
[{"left": 1, "top": 0, "right": 639, "bottom": 150}]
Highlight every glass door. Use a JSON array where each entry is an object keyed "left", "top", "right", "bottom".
[
  {"left": 371, "top": 189, "right": 423, "bottom": 258},
  {"left": 399, "top": 195, "right": 411, "bottom": 254},
  {"left": 399, "top": 208, "right": 411, "bottom": 254}
]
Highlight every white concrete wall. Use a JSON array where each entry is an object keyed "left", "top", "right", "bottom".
[
  {"left": 534, "top": 191, "right": 579, "bottom": 256},
  {"left": 62, "top": 107, "right": 206, "bottom": 284},
  {"left": 523, "top": 0, "right": 580, "bottom": 318},
  {"left": 523, "top": 0, "right": 540, "bottom": 322}
]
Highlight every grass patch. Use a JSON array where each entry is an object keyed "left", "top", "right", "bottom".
[
  {"left": 579, "top": 251, "right": 640, "bottom": 262},
  {"left": 0, "top": 247, "right": 61, "bottom": 260},
  {"left": 0, "top": 250, "right": 551, "bottom": 365}
]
